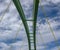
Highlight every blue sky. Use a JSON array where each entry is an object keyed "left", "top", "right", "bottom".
[{"left": 0, "top": 0, "right": 60, "bottom": 50}]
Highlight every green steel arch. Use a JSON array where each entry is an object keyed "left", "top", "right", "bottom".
[
  {"left": 0, "top": 0, "right": 59, "bottom": 50},
  {"left": 12, "top": 0, "right": 39, "bottom": 50}
]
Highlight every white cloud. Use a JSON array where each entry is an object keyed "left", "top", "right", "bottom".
[
  {"left": 0, "top": 42, "right": 9, "bottom": 50},
  {"left": 0, "top": 0, "right": 60, "bottom": 50}
]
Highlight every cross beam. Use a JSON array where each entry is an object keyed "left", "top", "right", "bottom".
[{"left": 13, "top": 0, "right": 39, "bottom": 50}]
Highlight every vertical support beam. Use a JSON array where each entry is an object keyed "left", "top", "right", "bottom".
[
  {"left": 12, "top": 0, "right": 31, "bottom": 50},
  {"left": 33, "top": 0, "right": 39, "bottom": 50},
  {"left": 13, "top": 0, "right": 39, "bottom": 50}
]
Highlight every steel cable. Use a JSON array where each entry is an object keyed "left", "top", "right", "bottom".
[
  {"left": 39, "top": 0, "right": 60, "bottom": 50},
  {"left": 0, "top": 0, "right": 25, "bottom": 50},
  {"left": 8, "top": 21, "right": 26, "bottom": 50},
  {"left": 0, "top": 0, "right": 12, "bottom": 22},
  {"left": 36, "top": 22, "right": 46, "bottom": 50}
]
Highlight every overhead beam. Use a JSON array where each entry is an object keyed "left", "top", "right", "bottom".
[
  {"left": 33, "top": 0, "right": 39, "bottom": 50},
  {"left": 12, "top": 0, "right": 31, "bottom": 50},
  {"left": 13, "top": 0, "right": 39, "bottom": 50}
]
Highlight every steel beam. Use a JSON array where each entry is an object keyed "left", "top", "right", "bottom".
[
  {"left": 33, "top": 0, "right": 39, "bottom": 50},
  {"left": 13, "top": 0, "right": 39, "bottom": 50},
  {"left": 12, "top": 0, "right": 31, "bottom": 50}
]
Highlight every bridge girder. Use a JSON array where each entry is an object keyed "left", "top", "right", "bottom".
[{"left": 13, "top": 0, "right": 39, "bottom": 50}]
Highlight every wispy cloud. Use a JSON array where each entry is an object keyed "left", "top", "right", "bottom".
[{"left": 0, "top": 0, "right": 60, "bottom": 50}]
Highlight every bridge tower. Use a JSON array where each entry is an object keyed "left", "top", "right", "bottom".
[{"left": 13, "top": 0, "right": 39, "bottom": 50}]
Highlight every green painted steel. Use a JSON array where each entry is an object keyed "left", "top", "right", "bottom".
[
  {"left": 12, "top": 0, "right": 31, "bottom": 50},
  {"left": 25, "top": 20, "right": 34, "bottom": 21},
  {"left": 33, "top": 0, "right": 39, "bottom": 50},
  {"left": 13, "top": 0, "right": 39, "bottom": 50}
]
